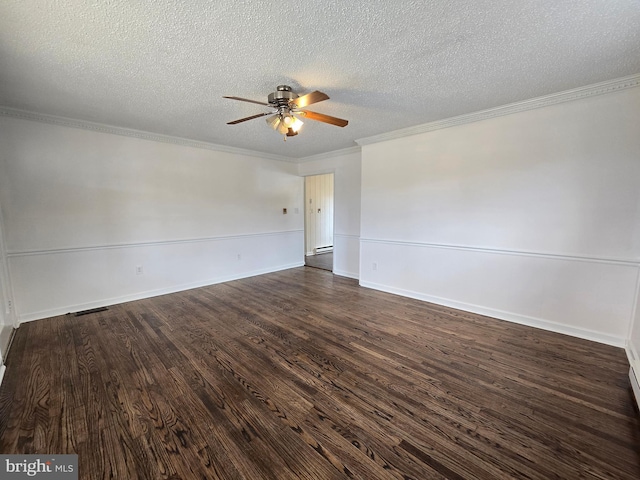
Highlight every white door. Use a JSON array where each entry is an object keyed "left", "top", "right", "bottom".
[{"left": 304, "top": 173, "right": 334, "bottom": 255}]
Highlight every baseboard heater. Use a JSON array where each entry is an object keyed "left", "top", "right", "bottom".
[
  {"left": 314, "top": 245, "right": 333, "bottom": 254},
  {"left": 630, "top": 367, "right": 640, "bottom": 412}
]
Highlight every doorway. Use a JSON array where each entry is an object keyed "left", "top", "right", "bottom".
[{"left": 304, "top": 173, "right": 334, "bottom": 272}]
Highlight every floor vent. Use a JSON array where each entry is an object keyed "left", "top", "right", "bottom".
[
  {"left": 70, "top": 307, "right": 109, "bottom": 317},
  {"left": 314, "top": 245, "right": 333, "bottom": 254}
]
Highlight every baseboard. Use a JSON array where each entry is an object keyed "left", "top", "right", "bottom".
[
  {"left": 630, "top": 367, "right": 640, "bottom": 412},
  {"left": 360, "top": 280, "right": 625, "bottom": 347},
  {"left": 0, "top": 325, "right": 13, "bottom": 361},
  {"left": 627, "top": 338, "right": 639, "bottom": 365},
  {"left": 333, "top": 269, "right": 359, "bottom": 280},
  {"left": 627, "top": 338, "right": 640, "bottom": 410},
  {"left": 18, "top": 262, "right": 304, "bottom": 323}
]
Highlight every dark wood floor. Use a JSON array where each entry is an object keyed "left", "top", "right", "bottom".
[
  {"left": 1, "top": 268, "right": 639, "bottom": 479},
  {"left": 305, "top": 252, "right": 333, "bottom": 271}
]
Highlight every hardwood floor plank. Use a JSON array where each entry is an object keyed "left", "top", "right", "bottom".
[{"left": 1, "top": 268, "right": 638, "bottom": 479}]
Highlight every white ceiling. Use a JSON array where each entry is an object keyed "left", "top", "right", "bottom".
[{"left": 1, "top": 1, "right": 639, "bottom": 160}]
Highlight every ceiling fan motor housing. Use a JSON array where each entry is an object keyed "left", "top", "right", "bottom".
[{"left": 268, "top": 85, "right": 298, "bottom": 108}]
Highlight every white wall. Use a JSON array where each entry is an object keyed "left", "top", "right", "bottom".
[
  {"left": 298, "top": 148, "right": 362, "bottom": 279},
  {"left": 360, "top": 87, "right": 640, "bottom": 346},
  {"left": 0, "top": 117, "right": 304, "bottom": 321}
]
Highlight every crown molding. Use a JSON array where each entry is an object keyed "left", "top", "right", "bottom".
[
  {"left": 0, "top": 107, "right": 296, "bottom": 163},
  {"left": 297, "top": 145, "right": 361, "bottom": 163},
  {"left": 4, "top": 73, "right": 638, "bottom": 158},
  {"left": 356, "top": 73, "right": 640, "bottom": 146}
]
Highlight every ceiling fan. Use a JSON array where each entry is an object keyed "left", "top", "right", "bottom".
[{"left": 224, "top": 85, "right": 348, "bottom": 139}]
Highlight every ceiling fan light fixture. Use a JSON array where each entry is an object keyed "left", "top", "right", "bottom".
[
  {"left": 266, "top": 115, "right": 280, "bottom": 130},
  {"left": 290, "top": 116, "right": 304, "bottom": 132},
  {"left": 225, "top": 85, "right": 349, "bottom": 139},
  {"left": 276, "top": 120, "right": 289, "bottom": 135}
]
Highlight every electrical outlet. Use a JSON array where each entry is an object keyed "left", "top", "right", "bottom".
[
  {"left": 136, "top": 265, "right": 143, "bottom": 275},
  {"left": 294, "top": 207, "right": 299, "bottom": 214},
  {"left": 237, "top": 254, "right": 241, "bottom": 261},
  {"left": 283, "top": 208, "right": 287, "bottom": 214},
  {"left": 372, "top": 262, "right": 378, "bottom": 271}
]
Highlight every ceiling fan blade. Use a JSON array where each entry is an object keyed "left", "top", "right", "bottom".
[
  {"left": 291, "top": 91, "right": 329, "bottom": 108},
  {"left": 227, "top": 112, "right": 271, "bottom": 125},
  {"left": 223, "top": 96, "right": 270, "bottom": 107},
  {"left": 299, "top": 110, "right": 348, "bottom": 127}
]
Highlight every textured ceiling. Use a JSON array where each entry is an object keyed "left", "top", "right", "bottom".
[{"left": 1, "top": 1, "right": 639, "bottom": 160}]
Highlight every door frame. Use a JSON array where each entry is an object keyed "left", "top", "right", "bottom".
[
  {"left": 0, "top": 202, "right": 17, "bottom": 372},
  {"left": 303, "top": 172, "right": 335, "bottom": 272}
]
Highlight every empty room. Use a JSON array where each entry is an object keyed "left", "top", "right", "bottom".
[{"left": 1, "top": 1, "right": 639, "bottom": 479}]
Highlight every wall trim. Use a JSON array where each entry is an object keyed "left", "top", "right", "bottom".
[
  {"left": 627, "top": 269, "right": 640, "bottom": 342},
  {"left": 360, "top": 237, "right": 640, "bottom": 267},
  {"left": 3, "top": 75, "right": 638, "bottom": 160},
  {"left": 333, "top": 269, "right": 359, "bottom": 280},
  {"left": 7, "top": 230, "right": 305, "bottom": 258},
  {"left": 301, "top": 168, "right": 336, "bottom": 178},
  {"left": 0, "top": 107, "right": 296, "bottom": 163},
  {"left": 0, "top": 325, "right": 13, "bottom": 361},
  {"left": 629, "top": 364, "right": 640, "bottom": 412},
  {"left": 627, "top": 340, "right": 640, "bottom": 411},
  {"left": 335, "top": 233, "right": 361, "bottom": 239},
  {"left": 298, "top": 146, "right": 361, "bottom": 163},
  {"left": 627, "top": 338, "right": 639, "bottom": 371},
  {"left": 17, "top": 262, "right": 304, "bottom": 324},
  {"left": 0, "top": 365, "right": 5, "bottom": 390},
  {"left": 360, "top": 280, "right": 625, "bottom": 347},
  {"left": 356, "top": 73, "right": 640, "bottom": 146}
]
